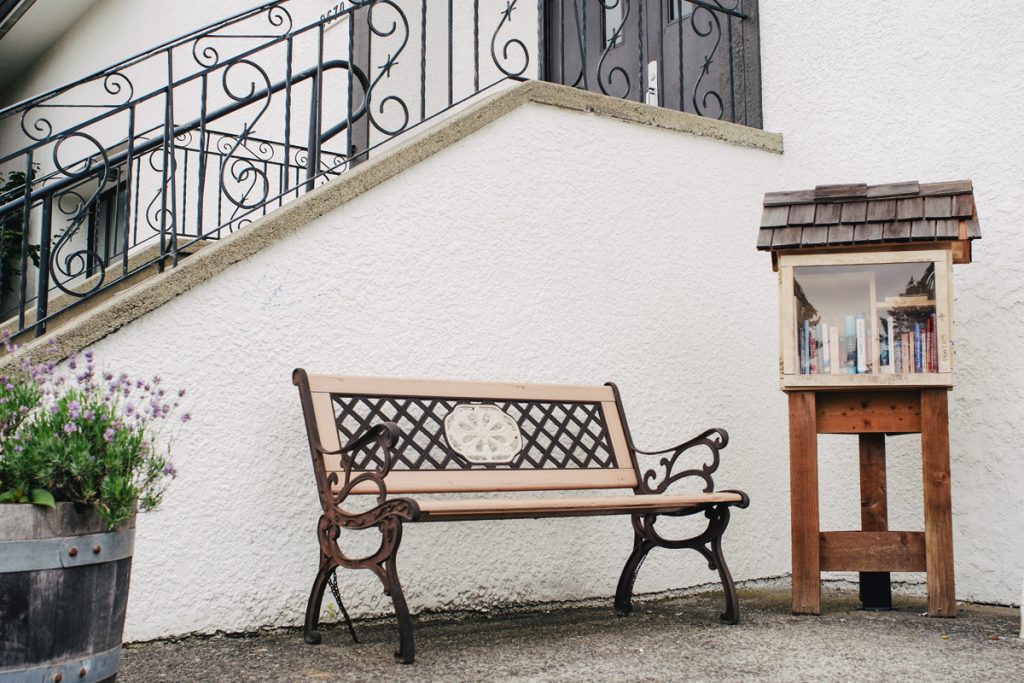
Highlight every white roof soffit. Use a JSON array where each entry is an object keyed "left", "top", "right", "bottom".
[{"left": 0, "top": 0, "right": 101, "bottom": 94}]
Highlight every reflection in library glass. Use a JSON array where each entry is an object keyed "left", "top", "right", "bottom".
[{"left": 778, "top": 249, "right": 953, "bottom": 388}]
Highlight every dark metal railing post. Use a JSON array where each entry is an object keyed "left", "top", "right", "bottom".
[
  {"left": 16, "top": 153, "right": 34, "bottom": 330},
  {"left": 122, "top": 107, "right": 136, "bottom": 276},
  {"left": 304, "top": 24, "right": 326, "bottom": 192},
  {"left": 166, "top": 50, "right": 180, "bottom": 267},
  {"left": 34, "top": 195, "right": 53, "bottom": 338}
]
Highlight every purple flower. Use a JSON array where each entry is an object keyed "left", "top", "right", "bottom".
[
  {"left": 63, "top": 422, "right": 78, "bottom": 434},
  {"left": 68, "top": 401, "right": 81, "bottom": 420},
  {"left": 163, "top": 463, "right": 177, "bottom": 479},
  {"left": 103, "top": 427, "right": 117, "bottom": 443},
  {"left": 180, "top": 413, "right": 191, "bottom": 423},
  {"left": 68, "top": 358, "right": 77, "bottom": 370},
  {"left": 4, "top": 383, "right": 12, "bottom": 390},
  {"left": 84, "top": 351, "right": 93, "bottom": 362},
  {"left": 178, "top": 388, "right": 186, "bottom": 398},
  {"left": 48, "top": 404, "right": 59, "bottom": 415},
  {"left": 125, "top": 404, "right": 135, "bottom": 416}
]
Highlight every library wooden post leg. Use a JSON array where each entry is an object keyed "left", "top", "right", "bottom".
[
  {"left": 858, "top": 433, "right": 892, "bottom": 609},
  {"left": 921, "top": 389, "right": 956, "bottom": 617},
  {"left": 789, "top": 392, "right": 820, "bottom": 614}
]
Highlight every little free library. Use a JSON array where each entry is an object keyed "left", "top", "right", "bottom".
[{"left": 757, "top": 179, "right": 980, "bottom": 616}]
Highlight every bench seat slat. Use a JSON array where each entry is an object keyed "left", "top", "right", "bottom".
[
  {"left": 341, "top": 468, "right": 639, "bottom": 495},
  {"left": 413, "top": 492, "right": 744, "bottom": 521},
  {"left": 307, "top": 375, "right": 616, "bottom": 402}
]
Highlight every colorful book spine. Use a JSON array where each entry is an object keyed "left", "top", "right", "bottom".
[
  {"left": 929, "top": 314, "right": 938, "bottom": 372},
  {"left": 878, "top": 317, "right": 890, "bottom": 372},
  {"left": 810, "top": 328, "right": 817, "bottom": 374},
  {"left": 902, "top": 332, "right": 912, "bottom": 373},
  {"left": 886, "top": 315, "right": 896, "bottom": 373},
  {"left": 844, "top": 315, "right": 857, "bottom": 374},
  {"left": 855, "top": 313, "right": 867, "bottom": 374},
  {"left": 914, "top": 323, "right": 923, "bottom": 373},
  {"left": 802, "top": 319, "right": 810, "bottom": 374},
  {"left": 829, "top": 326, "right": 841, "bottom": 375},
  {"left": 821, "top": 323, "right": 830, "bottom": 374}
]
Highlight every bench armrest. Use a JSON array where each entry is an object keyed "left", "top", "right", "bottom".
[
  {"left": 314, "top": 421, "right": 403, "bottom": 507},
  {"left": 634, "top": 427, "right": 730, "bottom": 495}
]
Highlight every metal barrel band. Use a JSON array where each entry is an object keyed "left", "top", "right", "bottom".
[
  {"left": 0, "top": 644, "right": 120, "bottom": 683},
  {"left": 0, "top": 528, "right": 135, "bottom": 573}
]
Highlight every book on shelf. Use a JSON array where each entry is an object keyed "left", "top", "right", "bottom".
[
  {"left": 843, "top": 315, "right": 857, "bottom": 374},
  {"left": 855, "top": 313, "right": 868, "bottom": 374},
  {"left": 829, "top": 326, "right": 841, "bottom": 375},
  {"left": 878, "top": 315, "right": 895, "bottom": 374},
  {"left": 914, "top": 323, "right": 923, "bottom": 373},
  {"left": 820, "top": 323, "right": 830, "bottom": 374}
]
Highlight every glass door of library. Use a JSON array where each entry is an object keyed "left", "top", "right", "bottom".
[{"left": 543, "top": 1, "right": 758, "bottom": 123}]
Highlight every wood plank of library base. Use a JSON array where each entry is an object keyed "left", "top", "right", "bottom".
[
  {"left": 819, "top": 531, "right": 926, "bottom": 572},
  {"left": 789, "top": 392, "right": 820, "bottom": 615},
  {"left": 921, "top": 389, "right": 957, "bottom": 617},
  {"left": 815, "top": 391, "right": 921, "bottom": 434},
  {"left": 859, "top": 435, "right": 888, "bottom": 530}
]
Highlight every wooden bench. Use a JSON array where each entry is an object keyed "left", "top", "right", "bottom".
[{"left": 292, "top": 370, "right": 750, "bottom": 663}]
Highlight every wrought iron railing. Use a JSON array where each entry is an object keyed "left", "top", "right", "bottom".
[
  {"left": 0, "top": 0, "right": 534, "bottom": 336},
  {"left": 542, "top": 0, "right": 761, "bottom": 127},
  {"left": 0, "top": 0, "right": 760, "bottom": 339}
]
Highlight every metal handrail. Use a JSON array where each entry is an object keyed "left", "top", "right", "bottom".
[
  {"left": 0, "top": 2, "right": 281, "bottom": 118},
  {"left": 0, "top": 0, "right": 757, "bottom": 339},
  {"left": 0, "top": 0, "right": 533, "bottom": 336}
]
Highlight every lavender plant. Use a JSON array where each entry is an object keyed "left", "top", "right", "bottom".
[{"left": 0, "top": 343, "right": 187, "bottom": 527}]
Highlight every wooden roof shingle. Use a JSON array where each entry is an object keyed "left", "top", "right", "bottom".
[{"left": 757, "top": 179, "right": 980, "bottom": 251}]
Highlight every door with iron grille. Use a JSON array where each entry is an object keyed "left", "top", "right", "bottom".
[{"left": 543, "top": 0, "right": 761, "bottom": 128}]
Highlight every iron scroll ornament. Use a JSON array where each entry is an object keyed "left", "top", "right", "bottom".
[
  {"left": 364, "top": 1, "right": 411, "bottom": 137},
  {"left": 492, "top": 0, "right": 531, "bottom": 79},
  {"left": 635, "top": 427, "right": 729, "bottom": 495},
  {"left": 595, "top": 0, "right": 631, "bottom": 99},
  {"left": 50, "top": 131, "right": 112, "bottom": 297},
  {"left": 191, "top": 3, "right": 293, "bottom": 68}
]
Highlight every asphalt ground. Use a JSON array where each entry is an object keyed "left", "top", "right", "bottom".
[{"left": 119, "top": 586, "right": 1023, "bottom": 682}]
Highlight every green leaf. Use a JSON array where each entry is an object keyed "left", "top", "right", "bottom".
[
  {"left": 0, "top": 489, "right": 20, "bottom": 503},
  {"left": 30, "top": 488, "right": 55, "bottom": 508}
]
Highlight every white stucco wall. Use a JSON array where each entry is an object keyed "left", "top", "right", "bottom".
[{"left": 761, "top": 0, "right": 1024, "bottom": 606}]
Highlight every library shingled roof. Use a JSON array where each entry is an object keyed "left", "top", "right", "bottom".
[{"left": 757, "top": 180, "right": 980, "bottom": 251}]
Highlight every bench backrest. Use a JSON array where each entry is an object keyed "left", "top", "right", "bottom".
[{"left": 293, "top": 371, "right": 639, "bottom": 495}]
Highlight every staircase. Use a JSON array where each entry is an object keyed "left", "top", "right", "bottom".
[{"left": 0, "top": 0, "right": 533, "bottom": 343}]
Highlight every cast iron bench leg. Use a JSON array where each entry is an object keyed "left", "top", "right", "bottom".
[
  {"left": 709, "top": 504, "right": 740, "bottom": 624},
  {"left": 304, "top": 560, "right": 335, "bottom": 645},
  {"left": 615, "top": 528, "right": 654, "bottom": 616},
  {"left": 614, "top": 505, "right": 742, "bottom": 625}
]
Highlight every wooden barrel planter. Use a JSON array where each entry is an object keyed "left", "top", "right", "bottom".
[{"left": 0, "top": 503, "right": 135, "bottom": 683}]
